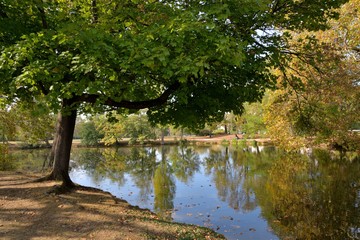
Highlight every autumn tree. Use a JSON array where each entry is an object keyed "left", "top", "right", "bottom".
[
  {"left": 0, "top": 0, "right": 348, "bottom": 187},
  {"left": 264, "top": 0, "right": 360, "bottom": 151}
]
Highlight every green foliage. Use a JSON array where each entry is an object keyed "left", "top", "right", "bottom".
[
  {"left": 238, "top": 139, "right": 248, "bottom": 149},
  {"left": 0, "top": 102, "right": 55, "bottom": 144},
  {"left": 0, "top": 0, "right": 349, "bottom": 130},
  {"left": 90, "top": 112, "right": 157, "bottom": 145},
  {"left": 230, "top": 139, "right": 238, "bottom": 146},
  {"left": 15, "top": 102, "right": 55, "bottom": 144},
  {"left": 0, "top": 108, "right": 16, "bottom": 142},
  {"left": 240, "top": 102, "right": 267, "bottom": 137},
  {"left": 93, "top": 114, "right": 125, "bottom": 145},
  {"left": 220, "top": 139, "right": 230, "bottom": 146},
  {"left": 123, "top": 114, "right": 157, "bottom": 144},
  {"left": 78, "top": 121, "right": 102, "bottom": 146}
]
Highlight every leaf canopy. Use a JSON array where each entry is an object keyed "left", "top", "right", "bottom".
[{"left": 0, "top": 0, "right": 349, "bottom": 128}]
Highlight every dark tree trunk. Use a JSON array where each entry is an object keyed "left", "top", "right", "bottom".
[{"left": 44, "top": 102, "right": 77, "bottom": 188}]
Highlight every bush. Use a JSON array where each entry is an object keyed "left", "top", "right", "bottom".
[
  {"left": 196, "top": 129, "right": 212, "bottom": 136},
  {"left": 79, "top": 122, "right": 102, "bottom": 146}
]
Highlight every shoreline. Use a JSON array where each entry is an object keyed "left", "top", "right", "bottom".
[
  {"left": 0, "top": 171, "right": 225, "bottom": 240},
  {"left": 7, "top": 134, "right": 272, "bottom": 150}
]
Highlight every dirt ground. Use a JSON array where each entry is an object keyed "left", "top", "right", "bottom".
[{"left": 0, "top": 171, "right": 224, "bottom": 240}]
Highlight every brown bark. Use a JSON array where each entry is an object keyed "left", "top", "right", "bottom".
[
  {"left": 50, "top": 108, "right": 77, "bottom": 187},
  {"left": 41, "top": 100, "right": 77, "bottom": 188}
]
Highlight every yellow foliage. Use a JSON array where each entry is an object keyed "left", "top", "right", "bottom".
[{"left": 264, "top": 0, "right": 360, "bottom": 151}]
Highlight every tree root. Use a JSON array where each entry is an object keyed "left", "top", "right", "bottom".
[
  {"left": 46, "top": 184, "right": 75, "bottom": 195},
  {"left": 32, "top": 172, "right": 77, "bottom": 195},
  {"left": 33, "top": 174, "right": 119, "bottom": 199},
  {"left": 32, "top": 174, "right": 56, "bottom": 183}
]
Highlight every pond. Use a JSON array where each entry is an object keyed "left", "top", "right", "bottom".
[{"left": 5, "top": 145, "right": 360, "bottom": 240}]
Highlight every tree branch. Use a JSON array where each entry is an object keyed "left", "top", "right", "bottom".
[
  {"left": 76, "top": 81, "right": 181, "bottom": 110},
  {"left": 91, "top": 0, "right": 98, "bottom": 24},
  {"left": 37, "top": 6, "right": 48, "bottom": 29}
]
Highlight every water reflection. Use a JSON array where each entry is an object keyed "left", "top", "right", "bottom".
[
  {"left": 153, "top": 147, "right": 175, "bottom": 220},
  {"left": 8, "top": 145, "right": 360, "bottom": 240},
  {"left": 204, "top": 147, "right": 276, "bottom": 213},
  {"left": 169, "top": 146, "right": 200, "bottom": 183},
  {"left": 256, "top": 150, "right": 360, "bottom": 240},
  {"left": 68, "top": 145, "right": 279, "bottom": 239},
  {"left": 4, "top": 149, "right": 50, "bottom": 172}
]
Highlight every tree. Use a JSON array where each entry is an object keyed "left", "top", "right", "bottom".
[
  {"left": 78, "top": 120, "right": 102, "bottom": 146},
  {"left": 92, "top": 113, "right": 125, "bottom": 146},
  {"left": 0, "top": 101, "right": 55, "bottom": 145},
  {"left": 92, "top": 111, "right": 157, "bottom": 145},
  {"left": 122, "top": 113, "right": 157, "bottom": 144},
  {"left": 0, "top": 0, "right": 349, "bottom": 188},
  {"left": 14, "top": 103, "right": 55, "bottom": 146},
  {"left": 264, "top": 0, "right": 360, "bottom": 151},
  {"left": 0, "top": 107, "right": 16, "bottom": 143},
  {"left": 240, "top": 101, "right": 267, "bottom": 137}
]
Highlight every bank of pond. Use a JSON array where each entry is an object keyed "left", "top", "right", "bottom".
[{"left": 3, "top": 145, "right": 360, "bottom": 240}]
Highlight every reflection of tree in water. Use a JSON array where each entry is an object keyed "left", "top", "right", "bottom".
[
  {"left": 255, "top": 150, "right": 360, "bottom": 240},
  {"left": 72, "top": 148, "right": 127, "bottom": 185},
  {"left": 204, "top": 146, "right": 274, "bottom": 212},
  {"left": 73, "top": 147, "right": 159, "bottom": 201},
  {"left": 125, "top": 147, "right": 157, "bottom": 201},
  {"left": 153, "top": 147, "right": 176, "bottom": 220},
  {"left": 7, "top": 149, "right": 50, "bottom": 171},
  {"left": 71, "top": 148, "right": 103, "bottom": 171},
  {"left": 169, "top": 145, "right": 200, "bottom": 183}
]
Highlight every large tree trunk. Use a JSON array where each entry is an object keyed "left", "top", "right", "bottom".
[{"left": 45, "top": 102, "right": 77, "bottom": 188}]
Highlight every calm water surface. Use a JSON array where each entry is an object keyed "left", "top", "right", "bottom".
[{"left": 6, "top": 145, "right": 360, "bottom": 240}]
